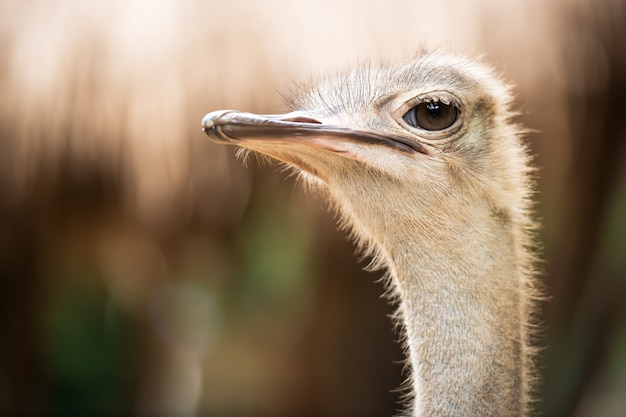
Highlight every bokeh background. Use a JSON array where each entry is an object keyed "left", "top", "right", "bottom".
[{"left": 1, "top": 0, "right": 625, "bottom": 416}]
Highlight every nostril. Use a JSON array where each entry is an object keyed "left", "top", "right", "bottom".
[{"left": 281, "top": 116, "right": 323, "bottom": 124}]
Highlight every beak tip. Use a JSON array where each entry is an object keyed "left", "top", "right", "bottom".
[
  {"left": 202, "top": 109, "right": 237, "bottom": 131},
  {"left": 201, "top": 113, "right": 216, "bottom": 130}
]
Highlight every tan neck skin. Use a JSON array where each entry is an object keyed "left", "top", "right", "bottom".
[
  {"left": 390, "top": 238, "right": 524, "bottom": 416},
  {"left": 376, "top": 202, "right": 527, "bottom": 416},
  {"left": 334, "top": 180, "right": 529, "bottom": 417}
]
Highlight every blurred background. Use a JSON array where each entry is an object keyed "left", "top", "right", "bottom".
[{"left": 1, "top": 0, "right": 625, "bottom": 416}]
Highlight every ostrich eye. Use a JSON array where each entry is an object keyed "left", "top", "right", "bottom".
[{"left": 402, "top": 101, "right": 458, "bottom": 131}]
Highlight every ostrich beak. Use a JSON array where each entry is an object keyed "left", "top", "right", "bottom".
[{"left": 201, "top": 110, "right": 429, "bottom": 155}]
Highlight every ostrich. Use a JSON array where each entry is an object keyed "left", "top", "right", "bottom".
[{"left": 202, "top": 53, "right": 539, "bottom": 417}]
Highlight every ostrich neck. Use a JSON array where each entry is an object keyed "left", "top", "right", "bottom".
[{"left": 383, "top": 213, "right": 527, "bottom": 417}]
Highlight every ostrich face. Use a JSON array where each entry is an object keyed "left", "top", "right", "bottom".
[
  {"left": 202, "top": 54, "right": 525, "bottom": 239},
  {"left": 202, "top": 54, "right": 511, "bottom": 183}
]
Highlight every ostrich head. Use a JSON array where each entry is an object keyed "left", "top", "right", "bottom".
[{"left": 202, "top": 53, "right": 538, "bottom": 417}]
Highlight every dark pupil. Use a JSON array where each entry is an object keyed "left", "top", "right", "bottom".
[
  {"left": 426, "top": 102, "right": 441, "bottom": 117},
  {"left": 402, "top": 101, "right": 458, "bottom": 131}
]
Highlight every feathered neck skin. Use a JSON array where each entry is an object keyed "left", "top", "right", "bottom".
[
  {"left": 325, "top": 165, "right": 535, "bottom": 416},
  {"left": 202, "top": 53, "right": 539, "bottom": 416}
]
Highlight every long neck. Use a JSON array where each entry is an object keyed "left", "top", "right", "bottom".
[
  {"left": 320, "top": 148, "right": 535, "bottom": 416},
  {"left": 385, "top": 210, "right": 529, "bottom": 417}
]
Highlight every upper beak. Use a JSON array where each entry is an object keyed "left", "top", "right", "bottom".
[{"left": 201, "top": 110, "right": 429, "bottom": 155}]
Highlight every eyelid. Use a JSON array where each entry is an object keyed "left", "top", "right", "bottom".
[
  {"left": 406, "top": 91, "right": 459, "bottom": 109},
  {"left": 394, "top": 91, "right": 459, "bottom": 117}
]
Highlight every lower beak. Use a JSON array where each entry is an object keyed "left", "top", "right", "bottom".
[{"left": 201, "top": 110, "right": 429, "bottom": 155}]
